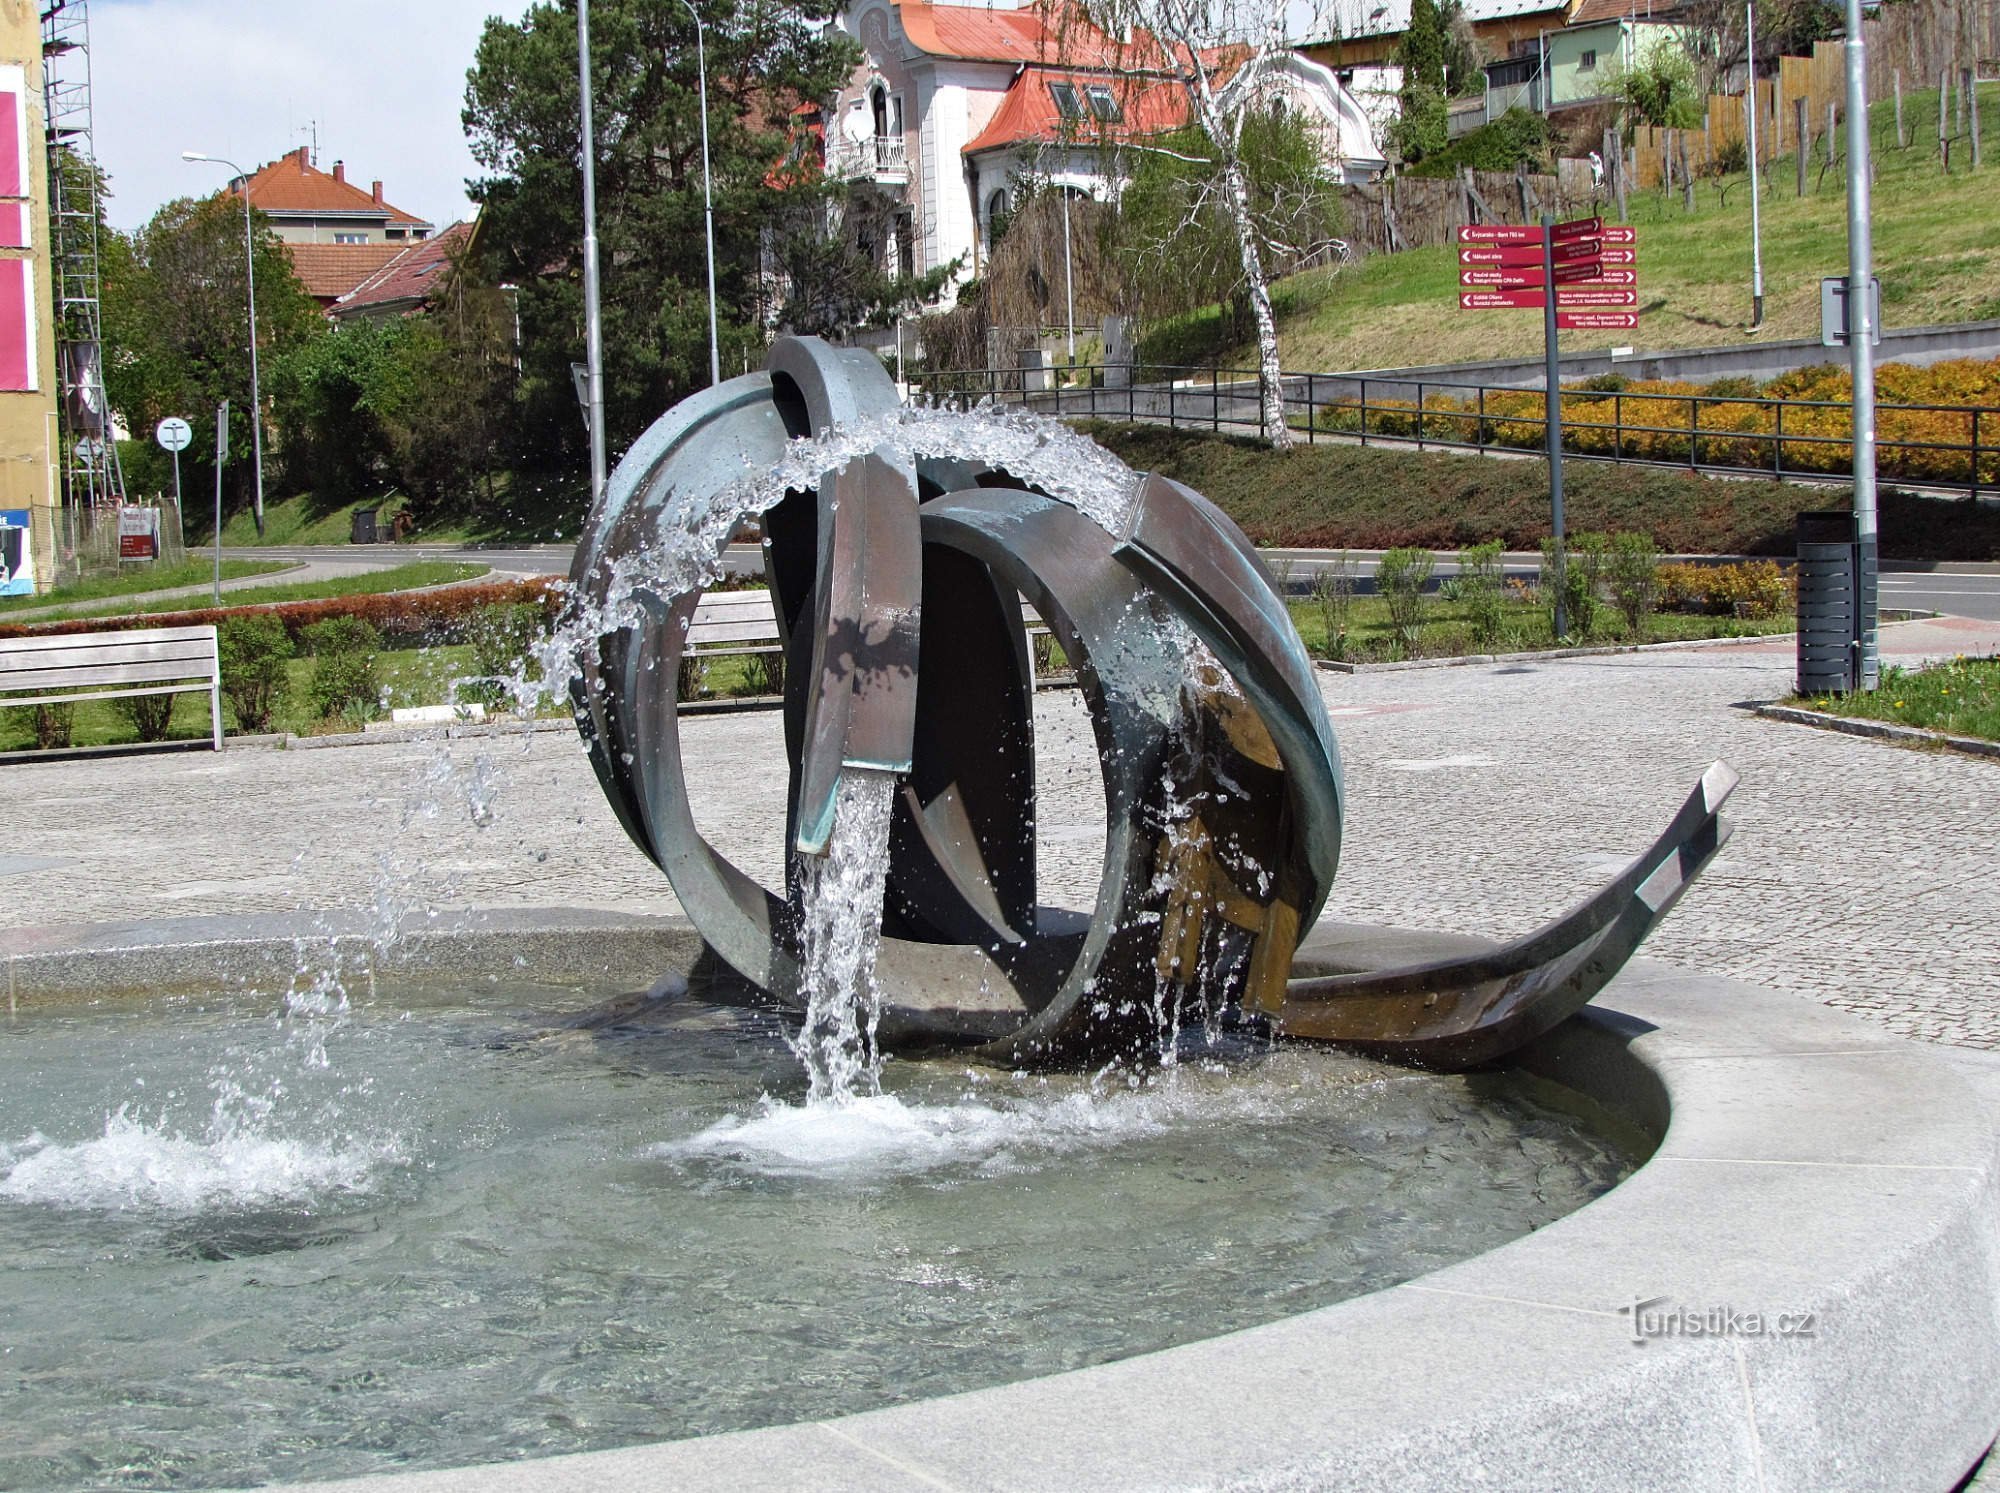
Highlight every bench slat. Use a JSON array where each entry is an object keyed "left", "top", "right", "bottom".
[
  {"left": 688, "top": 621, "right": 785, "bottom": 645},
  {"left": 0, "top": 639, "right": 219, "bottom": 671},
  {"left": 0, "top": 624, "right": 219, "bottom": 656},
  {"left": 0, "top": 657, "right": 220, "bottom": 692},
  {"left": 1, "top": 681, "right": 216, "bottom": 710}
]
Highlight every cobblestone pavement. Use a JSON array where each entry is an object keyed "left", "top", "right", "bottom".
[{"left": 8, "top": 616, "right": 1997, "bottom": 1048}]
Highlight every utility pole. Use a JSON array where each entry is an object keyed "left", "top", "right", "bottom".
[
  {"left": 1745, "top": 1, "right": 1765, "bottom": 329},
  {"left": 1844, "top": 0, "right": 1878, "bottom": 688},
  {"left": 1541, "top": 213, "right": 1566, "bottom": 641},
  {"left": 678, "top": 0, "right": 721, "bottom": 386},
  {"left": 577, "top": 0, "right": 608, "bottom": 505}
]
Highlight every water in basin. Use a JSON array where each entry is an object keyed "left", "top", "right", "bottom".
[{"left": 0, "top": 982, "right": 1636, "bottom": 1490}]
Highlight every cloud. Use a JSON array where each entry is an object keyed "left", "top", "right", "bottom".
[{"left": 90, "top": 0, "right": 506, "bottom": 233}]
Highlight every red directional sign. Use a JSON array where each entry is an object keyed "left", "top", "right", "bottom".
[
  {"left": 1551, "top": 239, "right": 1603, "bottom": 263},
  {"left": 1551, "top": 215, "right": 1602, "bottom": 240},
  {"left": 1596, "top": 247, "right": 1638, "bottom": 264},
  {"left": 1551, "top": 260, "right": 1603, "bottom": 284},
  {"left": 1457, "top": 224, "right": 1544, "bottom": 244},
  {"left": 1557, "top": 311, "right": 1641, "bottom": 330},
  {"left": 1460, "top": 286, "right": 1641, "bottom": 309},
  {"left": 1461, "top": 267, "right": 1546, "bottom": 287},
  {"left": 1458, "top": 245, "right": 1552, "bottom": 266},
  {"left": 1600, "top": 226, "right": 1636, "bottom": 243}
]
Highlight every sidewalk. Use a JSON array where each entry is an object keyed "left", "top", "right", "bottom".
[{"left": 2, "top": 618, "right": 1994, "bottom": 1048}]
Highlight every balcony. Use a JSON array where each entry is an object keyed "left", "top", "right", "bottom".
[{"left": 831, "top": 135, "right": 909, "bottom": 184}]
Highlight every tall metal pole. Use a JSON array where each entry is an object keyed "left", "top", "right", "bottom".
[
  {"left": 1062, "top": 189, "right": 1075, "bottom": 363},
  {"left": 1844, "top": 0, "right": 1878, "bottom": 689},
  {"left": 1542, "top": 213, "right": 1566, "bottom": 641},
  {"left": 679, "top": 0, "right": 721, "bottom": 388},
  {"left": 1745, "top": 1, "right": 1765, "bottom": 329},
  {"left": 578, "top": 0, "right": 609, "bottom": 505},
  {"left": 180, "top": 152, "right": 265, "bottom": 534}
]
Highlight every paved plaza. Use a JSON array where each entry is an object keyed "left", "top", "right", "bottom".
[{"left": 9, "top": 615, "right": 1998, "bottom": 1048}]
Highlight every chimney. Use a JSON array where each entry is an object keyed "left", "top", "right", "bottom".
[
  {"left": 372, "top": 180, "right": 383, "bottom": 205},
  {"left": 294, "top": 145, "right": 310, "bottom": 167},
  {"left": 333, "top": 160, "right": 345, "bottom": 184}
]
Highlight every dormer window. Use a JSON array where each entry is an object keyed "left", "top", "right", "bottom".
[
  {"left": 1049, "top": 82, "right": 1083, "bottom": 121},
  {"left": 1085, "top": 84, "right": 1122, "bottom": 122}
]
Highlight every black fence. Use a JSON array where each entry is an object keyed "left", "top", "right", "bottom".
[{"left": 910, "top": 363, "right": 1998, "bottom": 498}]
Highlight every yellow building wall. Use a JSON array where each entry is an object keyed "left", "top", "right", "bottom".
[{"left": 0, "top": 0, "right": 60, "bottom": 593}]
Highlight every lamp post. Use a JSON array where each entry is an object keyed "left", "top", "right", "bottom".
[
  {"left": 1745, "top": 0, "right": 1765, "bottom": 329},
  {"left": 678, "top": 0, "right": 721, "bottom": 387},
  {"left": 1843, "top": 0, "right": 1879, "bottom": 689},
  {"left": 576, "top": 2, "right": 608, "bottom": 505},
  {"left": 181, "top": 151, "right": 265, "bottom": 535}
]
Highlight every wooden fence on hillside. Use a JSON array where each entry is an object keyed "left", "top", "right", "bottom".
[
  {"left": 1338, "top": 159, "right": 1602, "bottom": 255},
  {"left": 1631, "top": 0, "right": 2000, "bottom": 188}
]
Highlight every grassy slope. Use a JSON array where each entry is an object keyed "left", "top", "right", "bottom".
[
  {"left": 0, "top": 559, "right": 287, "bottom": 612},
  {"left": 1150, "top": 85, "right": 2000, "bottom": 373},
  {"left": 1083, "top": 422, "right": 2000, "bottom": 558},
  {"left": 33, "top": 562, "right": 489, "bottom": 624},
  {"left": 216, "top": 470, "right": 590, "bottom": 549}
]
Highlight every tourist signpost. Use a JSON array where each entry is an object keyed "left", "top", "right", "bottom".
[
  {"left": 155, "top": 416, "right": 191, "bottom": 550},
  {"left": 1456, "top": 216, "right": 1642, "bottom": 637}
]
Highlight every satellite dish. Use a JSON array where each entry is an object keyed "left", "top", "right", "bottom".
[{"left": 840, "top": 103, "right": 873, "bottom": 143}]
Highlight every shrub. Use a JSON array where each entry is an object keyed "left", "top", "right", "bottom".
[
  {"left": 1456, "top": 540, "right": 1506, "bottom": 649},
  {"left": 1539, "top": 537, "right": 1595, "bottom": 640},
  {"left": 32, "top": 701, "right": 73, "bottom": 750},
  {"left": 1608, "top": 532, "right": 1660, "bottom": 638},
  {"left": 302, "top": 616, "right": 382, "bottom": 721},
  {"left": 737, "top": 651, "right": 785, "bottom": 696},
  {"left": 217, "top": 614, "right": 293, "bottom": 733},
  {"left": 1571, "top": 532, "right": 1610, "bottom": 639},
  {"left": 1376, "top": 547, "right": 1435, "bottom": 655},
  {"left": 1657, "top": 560, "right": 1794, "bottom": 618},
  {"left": 463, "top": 601, "right": 548, "bottom": 708},
  {"left": 113, "top": 691, "right": 176, "bottom": 742},
  {"left": 1310, "top": 556, "right": 1355, "bottom": 660}
]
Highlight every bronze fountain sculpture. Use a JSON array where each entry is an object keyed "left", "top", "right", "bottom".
[{"left": 569, "top": 336, "right": 1734, "bottom": 1070}]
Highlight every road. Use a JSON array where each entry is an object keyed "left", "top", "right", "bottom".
[{"left": 227, "top": 543, "right": 2000, "bottom": 622}]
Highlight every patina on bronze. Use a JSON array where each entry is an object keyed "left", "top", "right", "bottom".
[{"left": 569, "top": 336, "right": 1733, "bottom": 1070}]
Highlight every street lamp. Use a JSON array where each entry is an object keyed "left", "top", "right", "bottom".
[
  {"left": 576, "top": 2, "right": 608, "bottom": 504},
  {"left": 677, "top": 0, "right": 720, "bottom": 388},
  {"left": 181, "top": 151, "right": 264, "bottom": 535}
]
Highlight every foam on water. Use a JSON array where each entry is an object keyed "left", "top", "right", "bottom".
[
  {"left": 0, "top": 1110, "right": 397, "bottom": 1213},
  {"left": 655, "top": 1068, "right": 1315, "bottom": 1183}
]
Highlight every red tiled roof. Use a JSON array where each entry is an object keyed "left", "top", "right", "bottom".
[
  {"left": 897, "top": 0, "right": 1205, "bottom": 71},
  {"left": 233, "top": 147, "right": 429, "bottom": 226},
  {"left": 1565, "top": 0, "right": 1653, "bottom": 24},
  {"left": 286, "top": 242, "right": 406, "bottom": 301},
  {"left": 964, "top": 68, "right": 1200, "bottom": 154},
  {"left": 333, "top": 222, "right": 473, "bottom": 316}
]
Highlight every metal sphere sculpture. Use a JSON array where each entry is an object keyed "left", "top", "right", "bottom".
[{"left": 570, "top": 337, "right": 1736, "bottom": 1071}]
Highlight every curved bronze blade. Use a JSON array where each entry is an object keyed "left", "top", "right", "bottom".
[{"left": 1271, "top": 763, "right": 1739, "bottom": 1069}]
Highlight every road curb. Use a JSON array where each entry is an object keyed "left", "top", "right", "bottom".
[
  {"left": 1752, "top": 702, "right": 2000, "bottom": 762},
  {"left": 1316, "top": 630, "right": 1793, "bottom": 674}
]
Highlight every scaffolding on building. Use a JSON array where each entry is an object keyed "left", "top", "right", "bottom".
[{"left": 41, "top": 0, "right": 125, "bottom": 510}]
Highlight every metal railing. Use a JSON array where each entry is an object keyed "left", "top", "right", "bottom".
[
  {"left": 829, "top": 136, "right": 908, "bottom": 179},
  {"left": 910, "top": 362, "right": 1999, "bottom": 498}
]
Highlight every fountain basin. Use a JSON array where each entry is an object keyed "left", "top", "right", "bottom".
[{"left": 4, "top": 911, "right": 1998, "bottom": 1492}]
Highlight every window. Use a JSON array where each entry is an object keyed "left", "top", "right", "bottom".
[
  {"left": 386, "top": 228, "right": 406, "bottom": 240},
  {"left": 333, "top": 232, "right": 367, "bottom": 244},
  {"left": 1578, "top": 49, "right": 1598, "bottom": 71},
  {"left": 1048, "top": 82, "right": 1083, "bottom": 121},
  {"left": 1085, "top": 84, "right": 1122, "bottom": 122}
]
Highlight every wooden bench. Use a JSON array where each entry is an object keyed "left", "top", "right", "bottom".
[
  {"left": 0, "top": 624, "right": 224, "bottom": 749},
  {"left": 685, "top": 588, "right": 1060, "bottom": 686}
]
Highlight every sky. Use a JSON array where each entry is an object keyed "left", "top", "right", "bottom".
[{"left": 92, "top": 0, "right": 512, "bottom": 234}]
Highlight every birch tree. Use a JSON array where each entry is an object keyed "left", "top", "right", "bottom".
[{"left": 1057, "top": 0, "right": 1327, "bottom": 449}]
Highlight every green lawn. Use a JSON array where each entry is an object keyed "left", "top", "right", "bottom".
[
  {"left": 1797, "top": 655, "right": 2000, "bottom": 741},
  {"left": 1145, "top": 84, "right": 2000, "bottom": 373},
  {"left": 0, "top": 558, "right": 289, "bottom": 612},
  {"left": 1286, "top": 592, "right": 1788, "bottom": 664},
  {"left": 210, "top": 470, "right": 590, "bottom": 549},
  {"left": 29, "top": 562, "right": 489, "bottom": 624}
]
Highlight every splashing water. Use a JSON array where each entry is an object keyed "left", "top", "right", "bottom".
[{"left": 791, "top": 768, "right": 897, "bottom": 1104}]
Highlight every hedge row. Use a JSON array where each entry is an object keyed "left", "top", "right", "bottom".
[
  {"left": 0, "top": 577, "right": 567, "bottom": 646},
  {"left": 1312, "top": 358, "right": 2000, "bottom": 487},
  {"left": 1081, "top": 423, "right": 2000, "bottom": 560}
]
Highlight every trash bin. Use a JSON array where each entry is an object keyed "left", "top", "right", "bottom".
[
  {"left": 351, "top": 506, "right": 379, "bottom": 545},
  {"left": 1796, "top": 509, "right": 1859, "bottom": 695}
]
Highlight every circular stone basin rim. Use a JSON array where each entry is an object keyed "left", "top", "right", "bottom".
[{"left": 5, "top": 912, "right": 1997, "bottom": 1492}]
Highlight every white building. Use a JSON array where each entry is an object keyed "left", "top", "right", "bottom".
[{"left": 827, "top": 0, "right": 1386, "bottom": 289}]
